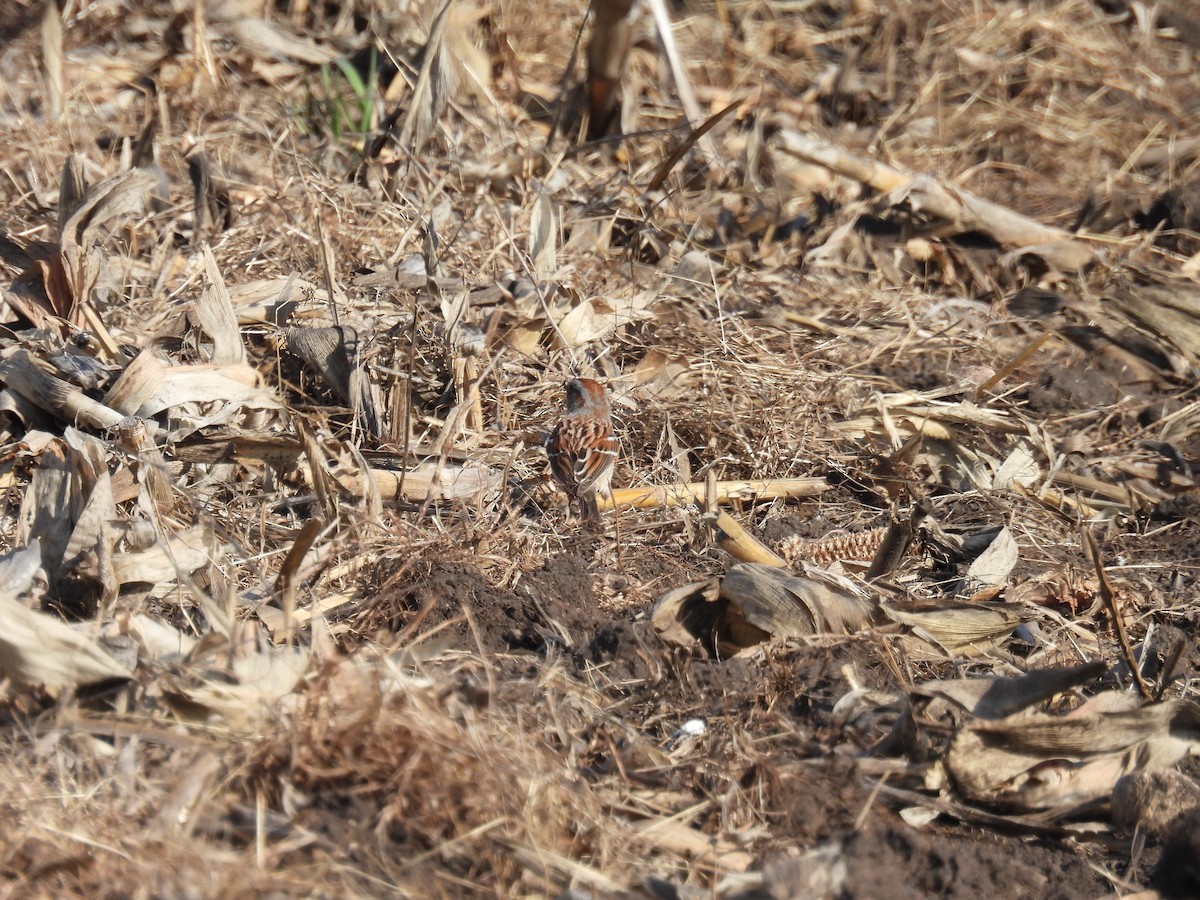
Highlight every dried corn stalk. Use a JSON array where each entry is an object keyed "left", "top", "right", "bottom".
[{"left": 587, "top": 0, "right": 639, "bottom": 138}]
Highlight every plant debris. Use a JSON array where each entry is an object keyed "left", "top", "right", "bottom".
[{"left": 1, "top": 0, "right": 1199, "bottom": 895}]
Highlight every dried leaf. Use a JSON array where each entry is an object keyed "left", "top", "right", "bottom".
[
  {"left": 0, "top": 541, "right": 131, "bottom": 688},
  {"left": 286, "top": 325, "right": 381, "bottom": 436},
  {"left": 643, "top": 0, "right": 711, "bottom": 154},
  {"left": 993, "top": 441, "right": 1041, "bottom": 491},
  {"left": 111, "top": 525, "right": 217, "bottom": 587},
  {"left": 40, "top": 0, "right": 63, "bottom": 120},
  {"left": 947, "top": 698, "right": 1200, "bottom": 813},
  {"left": 61, "top": 428, "right": 118, "bottom": 601},
  {"left": 397, "top": 0, "right": 455, "bottom": 151},
  {"left": 651, "top": 578, "right": 723, "bottom": 649},
  {"left": 120, "top": 612, "right": 197, "bottom": 661},
  {"left": 883, "top": 600, "right": 1030, "bottom": 654},
  {"left": 631, "top": 816, "right": 754, "bottom": 871},
  {"left": 168, "top": 646, "right": 310, "bottom": 731},
  {"left": 721, "top": 563, "right": 877, "bottom": 640},
  {"left": 194, "top": 247, "right": 247, "bottom": 366},
  {"left": 17, "top": 440, "right": 73, "bottom": 582},
  {"left": 529, "top": 190, "right": 557, "bottom": 281},
  {"left": 555, "top": 292, "right": 655, "bottom": 347},
  {"left": 965, "top": 526, "right": 1019, "bottom": 591},
  {"left": 1108, "top": 282, "right": 1200, "bottom": 360},
  {"left": 57, "top": 155, "right": 87, "bottom": 233},
  {"left": 138, "top": 364, "right": 282, "bottom": 419},
  {"left": 0, "top": 537, "right": 45, "bottom": 591},
  {"left": 186, "top": 151, "right": 234, "bottom": 239},
  {"left": 215, "top": 18, "right": 338, "bottom": 65},
  {"left": 104, "top": 349, "right": 168, "bottom": 415},
  {"left": 913, "top": 661, "right": 1106, "bottom": 720},
  {"left": 651, "top": 563, "right": 876, "bottom": 653},
  {"left": 60, "top": 167, "right": 157, "bottom": 257}
]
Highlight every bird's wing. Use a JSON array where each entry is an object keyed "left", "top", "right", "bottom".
[{"left": 549, "top": 417, "right": 618, "bottom": 494}]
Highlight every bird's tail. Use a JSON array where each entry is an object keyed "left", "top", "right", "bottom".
[{"left": 579, "top": 491, "right": 601, "bottom": 522}]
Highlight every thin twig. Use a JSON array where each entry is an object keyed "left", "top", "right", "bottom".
[{"left": 1084, "top": 528, "right": 1152, "bottom": 700}]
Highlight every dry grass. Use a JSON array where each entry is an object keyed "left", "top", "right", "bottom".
[{"left": 1, "top": 0, "right": 1199, "bottom": 895}]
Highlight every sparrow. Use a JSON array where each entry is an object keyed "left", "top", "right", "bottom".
[{"left": 547, "top": 378, "right": 619, "bottom": 522}]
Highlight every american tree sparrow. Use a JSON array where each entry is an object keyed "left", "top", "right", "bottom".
[{"left": 547, "top": 378, "right": 618, "bottom": 522}]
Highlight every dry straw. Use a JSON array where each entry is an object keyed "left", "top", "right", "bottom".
[{"left": 0, "top": 0, "right": 1198, "bottom": 894}]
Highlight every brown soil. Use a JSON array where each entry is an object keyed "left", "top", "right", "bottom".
[
  {"left": 4, "top": 0, "right": 1200, "bottom": 896},
  {"left": 360, "top": 549, "right": 1113, "bottom": 897}
]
